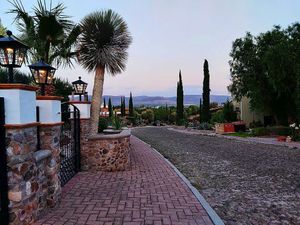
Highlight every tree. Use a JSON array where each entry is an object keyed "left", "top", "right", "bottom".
[
  {"left": 121, "top": 97, "right": 126, "bottom": 117},
  {"left": 202, "top": 59, "right": 210, "bottom": 122},
  {"left": 223, "top": 100, "right": 237, "bottom": 122},
  {"left": 78, "top": 10, "right": 132, "bottom": 134},
  {"left": 229, "top": 23, "right": 300, "bottom": 124},
  {"left": 0, "top": 19, "right": 6, "bottom": 36},
  {"left": 103, "top": 98, "right": 106, "bottom": 108},
  {"left": 176, "top": 70, "right": 184, "bottom": 124},
  {"left": 129, "top": 92, "right": 134, "bottom": 117},
  {"left": 108, "top": 98, "right": 113, "bottom": 118},
  {"left": 199, "top": 98, "right": 202, "bottom": 123},
  {"left": 9, "top": 0, "right": 80, "bottom": 66}
]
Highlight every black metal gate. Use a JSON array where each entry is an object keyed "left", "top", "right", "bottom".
[
  {"left": 59, "top": 103, "right": 81, "bottom": 186},
  {"left": 0, "top": 97, "right": 9, "bottom": 225}
]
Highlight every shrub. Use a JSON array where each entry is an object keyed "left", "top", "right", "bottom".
[
  {"left": 113, "top": 114, "right": 122, "bottom": 130},
  {"left": 268, "top": 126, "right": 290, "bottom": 136},
  {"left": 98, "top": 117, "right": 108, "bottom": 132},
  {"left": 198, "top": 122, "right": 212, "bottom": 130},
  {"left": 210, "top": 110, "right": 224, "bottom": 124},
  {"left": 250, "top": 127, "right": 268, "bottom": 136},
  {"left": 223, "top": 100, "right": 237, "bottom": 122},
  {"left": 141, "top": 109, "right": 154, "bottom": 124}
]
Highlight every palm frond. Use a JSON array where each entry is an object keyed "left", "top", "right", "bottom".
[{"left": 78, "top": 9, "right": 132, "bottom": 75}]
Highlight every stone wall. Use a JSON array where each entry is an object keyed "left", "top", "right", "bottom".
[
  {"left": 81, "top": 130, "right": 131, "bottom": 172},
  {"left": 5, "top": 124, "right": 61, "bottom": 225},
  {"left": 39, "top": 124, "right": 62, "bottom": 208}
]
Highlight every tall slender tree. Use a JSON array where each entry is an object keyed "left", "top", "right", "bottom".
[
  {"left": 121, "top": 97, "right": 126, "bottom": 117},
  {"left": 78, "top": 10, "right": 132, "bottom": 134},
  {"left": 176, "top": 70, "right": 184, "bottom": 125},
  {"left": 103, "top": 98, "right": 106, "bottom": 108},
  {"left": 108, "top": 97, "right": 113, "bottom": 118},
  {"left": 199, "top": 98, "right": 203, "bottom": 123},
  {"left": 202, "top": 59, "right": 210, "bottom": 122},
  {"left": 129, "top": 92, "right": 134, "bottom": 117}
]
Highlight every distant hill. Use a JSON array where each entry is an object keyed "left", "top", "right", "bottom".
[{"left": 82, "top": 95, "right": 229, "bottom": 106}]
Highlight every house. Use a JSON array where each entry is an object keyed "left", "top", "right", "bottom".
[{"left": 233, "top": 97, "right": 271, "bottom": 127}]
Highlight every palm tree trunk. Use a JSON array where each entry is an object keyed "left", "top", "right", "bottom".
[{"left": 90, "top": 66, "right": 105, "bottom": 135}]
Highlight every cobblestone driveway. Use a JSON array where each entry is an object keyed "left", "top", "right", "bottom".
[{"left": 132, "top": 127, "right": 300, "bottom": 225}]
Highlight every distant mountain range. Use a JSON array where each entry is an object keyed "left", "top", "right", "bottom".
[{"left": 82, "top": 95, "right": 230, "bottom": 106}]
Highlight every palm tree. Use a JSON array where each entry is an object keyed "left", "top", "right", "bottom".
[
  {"left": 78, "top": 10, "right": 132, "bottom": 134},
  {"left": 8, "top": 0, "right": 80, "bottom": 67}
]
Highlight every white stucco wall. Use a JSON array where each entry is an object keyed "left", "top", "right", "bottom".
[
  {"left": 71, "top": 103, "right": 91, "bottom": 119},
  {"left": 0, "top": 89, "right": 36, "bottom": 124},
  {"left": 36, "top": 99, "right": 61, "bottom": 123}
]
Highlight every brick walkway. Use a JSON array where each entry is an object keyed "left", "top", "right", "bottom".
[{"left": 35, "top": 136, "right": 214, "bottom": 225}]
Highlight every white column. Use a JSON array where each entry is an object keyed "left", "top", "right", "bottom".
[
  {"left": 0, "top": 84, "right": 38, "bottom": 125},
  {"left": 36, "top": 96, "right": 63, "bottom": 123},
  {"left": 68, "top": 101, "right": 91, "bottom": 119}
]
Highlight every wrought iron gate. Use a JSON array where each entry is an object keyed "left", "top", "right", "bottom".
[
  {"left": 0, "top": 97, "right": 9, "bottom": 225},
  {"left": 59, "top": 103, "right": 81, "bottom": 186}
]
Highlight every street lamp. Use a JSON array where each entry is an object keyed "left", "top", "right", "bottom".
[
  {"left": 0, "top": 30, "right": 28, "bottom": 83},
  {"left": 28, "top": 60, "right": 56, "bottom": 96},
  {"left": 72, "top": 76, "right": 88, "bottom": 101}
]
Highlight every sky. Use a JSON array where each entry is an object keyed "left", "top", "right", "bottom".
[{"left": 1, "top": 0, "right": 300, "bottom": 97}]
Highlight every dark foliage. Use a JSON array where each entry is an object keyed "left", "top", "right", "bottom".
[{"left": 202, "top": 59, "right": 210, "bottom": 122}]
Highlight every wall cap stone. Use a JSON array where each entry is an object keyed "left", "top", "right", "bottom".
[
  {"left": 88, "top": 130, "right": 131, "bottom": 140},
  {"left": 34, "top": 150, "right": 52, "bottom": 162},
  {"left": 0, "top": 84, "right": 39, "bottom": 91},
  {"left": 36, "top": 96, "right": 64, "bottom": 100},
  {"left": 4, "top": 122, "right": 40, "bottom": 129},
  {"left": 68, "top": 101, "right": 91, "bottom": 104},
  {"left": 39, "top": 122, "right": 64, "bottom": 127}
]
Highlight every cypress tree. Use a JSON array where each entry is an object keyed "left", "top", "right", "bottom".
[
  {"left": 129, "top": 92, "right": 134, "bottom": 117},
  {"left": 199, "top": 98, "right": 202, "bottom": 123},
  {"left": 121, "top": 97, "right": 126, "bottom": 117},
  {"left": 176, "top": 70, "right": 184, "bottom": 125},
  {"left": 202, "top": 59, "right": 210, "bottom": 122},
  {"left": 103, "top": 98, "right": 106, "bottom": 108},
  {"left": 108, "top": 97, "right": 113, "bottom": 117}
]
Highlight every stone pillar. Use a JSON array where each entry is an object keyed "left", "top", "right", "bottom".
[
  {"left": 36, "top": 96, "right": 63, "bottom": 208},
  {"left": 68, "top": 101, "right": 91, "bottom": 171},
  {"left": 0, "top": 84, "right": 40, "bottom": 224}
]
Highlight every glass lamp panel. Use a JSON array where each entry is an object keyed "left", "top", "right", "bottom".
[
  {"left": 14, "top": 48, "right": 26, "bottom": 67},
  {"left": 47, "top": 69, "right": 55, "bottom": 84},
  {"left": 0, "top": 47, "right": 14, "bottom": 66},
  {"left": 39, "top": 69, "right": 47, "bottom": 84}
]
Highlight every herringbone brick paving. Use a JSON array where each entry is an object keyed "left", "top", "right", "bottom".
[{"left": 35, "top": 136, "right": 214, "bottom": 225}]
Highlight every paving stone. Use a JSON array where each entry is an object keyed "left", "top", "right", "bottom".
[{"left": 34, "top": 136, "right": 213, "bottom": 225}]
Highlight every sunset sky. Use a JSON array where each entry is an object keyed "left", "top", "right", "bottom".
[{"left": 1, "top": 0, "right": 300, "bottom": 97}]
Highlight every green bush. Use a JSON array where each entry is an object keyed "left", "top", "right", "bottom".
[
  {"left": 198, "top": 122, "right": 212, "bottom": 130},
  {"left": 141, "top": 109, "right": 154, "bottom": 124},
  {"left": 267, "top": 126, "right": 290, "bottom": 136},
  {"left": 251, "top": 126, "right": 290, "bottom": 136},
  {"left": 98, "top": 117, "right": 108, "bottom": 132},
  {"left": 251, "top": 127, "right": 268, "bottom": 136},
  {"left": 113, "top": 115, "right": 122, "bottom": 130},
  {"left": 210, "top": 110, "right": 224, "bottom": 124}
]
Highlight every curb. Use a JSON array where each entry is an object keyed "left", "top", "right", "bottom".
[
  {"left": 167, "top": 127, "right": 300, "bottom": 150},
  {"left": 134, "top": 136, "right": 224, "bottom": 225}
]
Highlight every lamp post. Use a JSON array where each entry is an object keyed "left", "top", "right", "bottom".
[
  {"left": 28, "top": 60, "right": 56, "bottom": 96},
  {"left": 72, "top": 76, "right": 88, "bottom": 101},
  {"left": 0, "top": 30, "right": 28, "bottom": 83}
]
